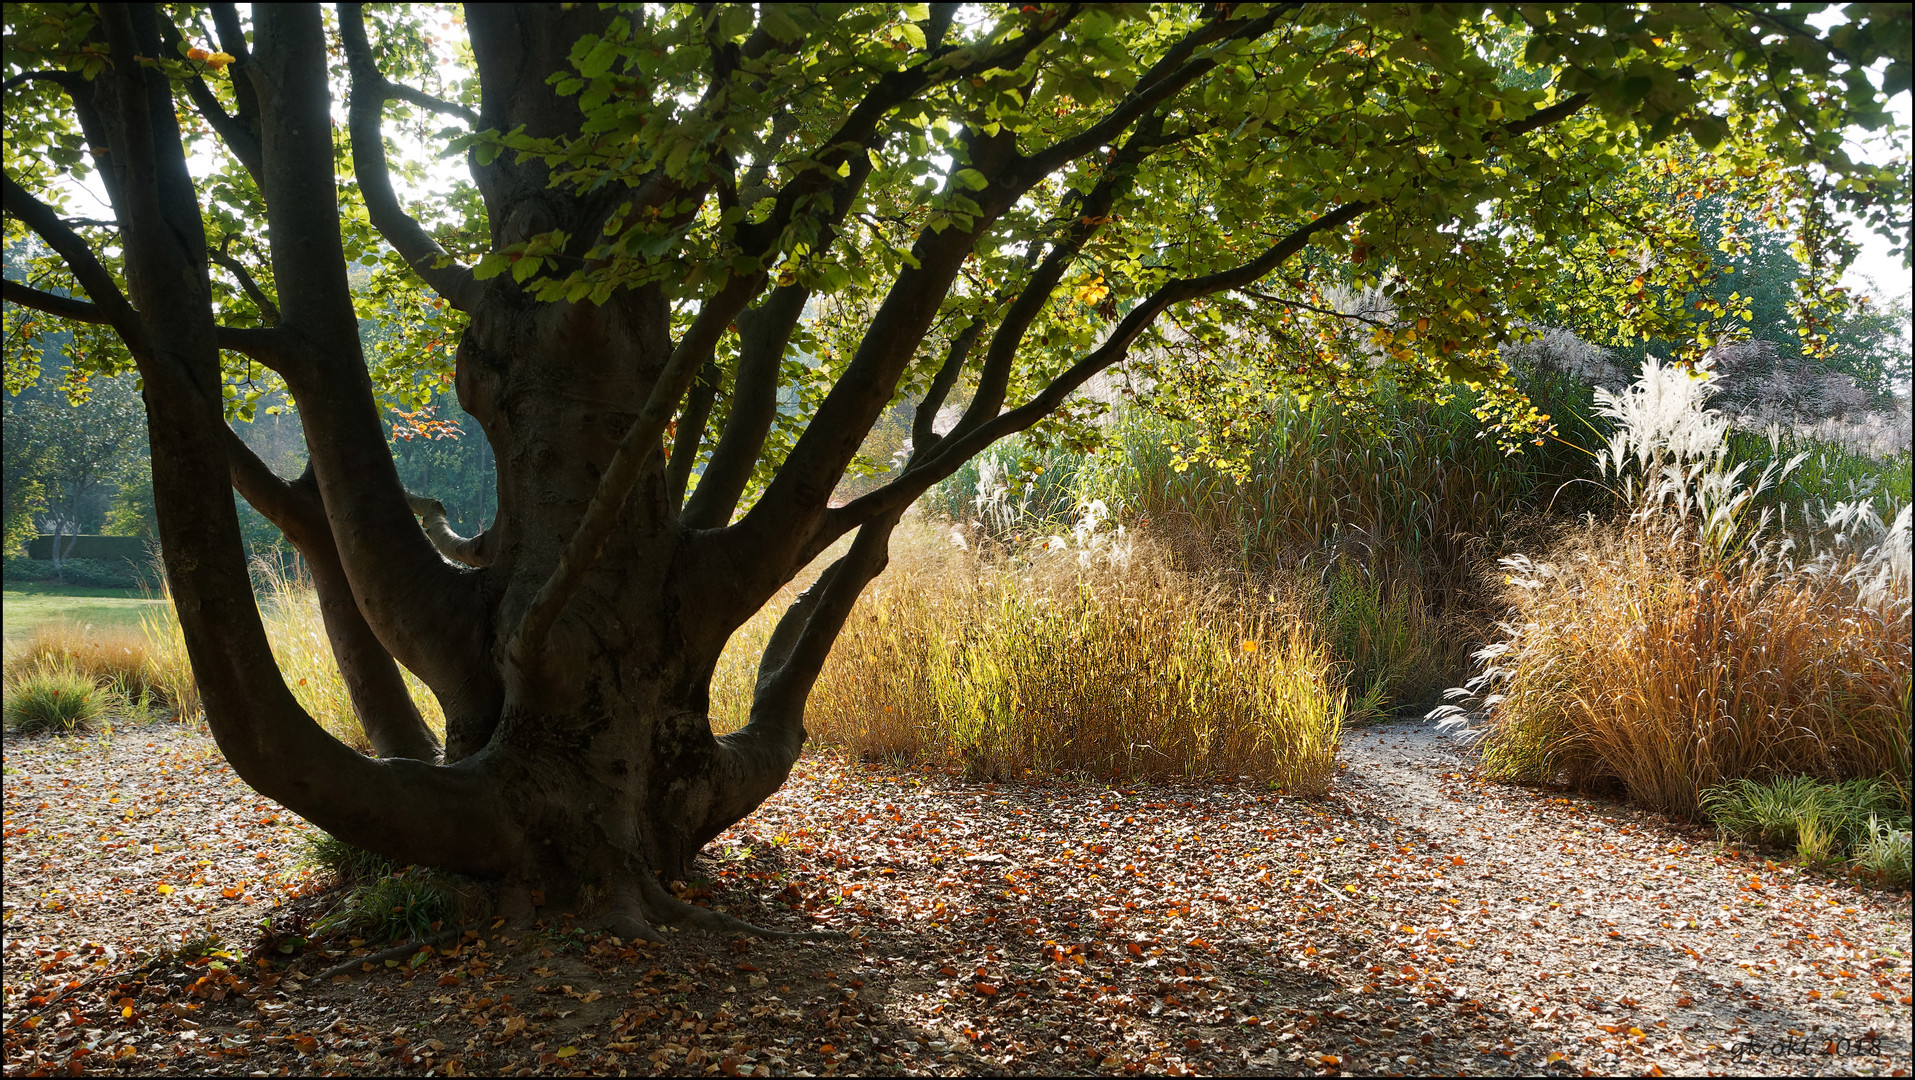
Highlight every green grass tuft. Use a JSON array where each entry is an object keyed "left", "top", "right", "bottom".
[
  {"left": 301, "top": 831, "right": 484, "bottom": 945},
  {"left": 3, "top": 657, "right": 116, "bottom": 735},
  {"left": 1700, "top": 775, "right": 1911, "bottom": 876}
]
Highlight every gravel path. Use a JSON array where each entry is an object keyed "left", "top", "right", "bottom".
[{"left": 1320, "top": 721, "right": 1913, "bottom": 1076}]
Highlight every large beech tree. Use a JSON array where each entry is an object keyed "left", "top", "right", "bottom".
[{"left": 2, "top": 3, "right": 1905, "bottom": 938}]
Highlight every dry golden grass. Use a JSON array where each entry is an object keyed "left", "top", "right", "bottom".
[
  {"left": 714, "top": 521, "right": 1345, "bottom": 793},
  {"left": 1470, "top": 523, "right": 1911, "bottom": 818},
  {"left": 5, "top": 621, "right": 180, "bottom": 715},
  {"left": 26, "top": 562, "right": 445, "bottom": 750}
]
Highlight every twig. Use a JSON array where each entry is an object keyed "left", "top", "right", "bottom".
[{"left": 307, "top": 925, "right": 470, "bottom": 983}]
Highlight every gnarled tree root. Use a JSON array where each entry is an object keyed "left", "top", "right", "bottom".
[
  {"left": 600, "top": 871, "right": 846, "bottom": 943},
  {"left": 309, "top": 923, "right": 473, "bottom": 983}
]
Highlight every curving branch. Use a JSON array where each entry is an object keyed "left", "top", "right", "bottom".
[
  {"left": 698, "top": 504, "right": 905, "bottom": 847},
  {"left": 339, "top": 3, "right": 481, "bottom": 311},
  {"left": 406, "top": 492, "right": 490, "bottom": 567},
  {"left": 382, "top": 81, "right": 481, "bottom": 128},
  {"left": 249, "top": 4, "right": 500, "bottom": 742},
  {"left": 208, "top": 237, "right": 280, "bottom": 325},
  {"left": 75, "top": 4, "right": 505, "bottom": 872},
  {"left": 1021, "top": 5, "right": 1293, "bottom": 178},
  {"left": 207, "top": 3, "right": 264, "bottom": 138},
  {"left": 226, "top": 434, "right": 444, "bottom": 762},
  {"left": 950, "top": 119, "right": 1170, "bottom": 443},
  {"left": 4, "top": 175, "right": 149, "bottom": 348},
  {"left": 3, "top": 274, "right": 286, "bottom": 367}
]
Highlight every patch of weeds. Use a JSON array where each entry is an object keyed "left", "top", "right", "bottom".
[
  {"left": 1700, "top": 775, "right": 1911, "bottom": 875},
  {"left": 252, "top": 911, "right": 315, "bottom": 964},
  {"left": 301, "top": 831, "right": 487, "bottom": 944},
  {"left": 3, "top": 657, "right": 117, "bottom": 735},
  {"left": 170, "top": 929, "right": 233, "bottom": 965},
  {"left": 1854, "top": 815, "right": 1913, "bottom": 888}
]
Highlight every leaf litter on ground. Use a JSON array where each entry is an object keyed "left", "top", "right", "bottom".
[{"left": 2, "top": 720, "right": 1909, "bottom": 1076}]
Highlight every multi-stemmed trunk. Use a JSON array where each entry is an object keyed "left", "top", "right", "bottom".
[{"left": 0, "top": 2, "right": 1541, "bottom": 936}]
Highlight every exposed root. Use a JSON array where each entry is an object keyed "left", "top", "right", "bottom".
[
  {"left": 601, "top": 881, "right": 665, "bottom": 944},
  {"left": 635, "top": 868, "right": 845, "bottom": 941},
  {"left": 603, "top": 908, "right": 665, "bottom": 944},
  {"left": 309, "top": 923, "right": 470, "bottom": 983}
]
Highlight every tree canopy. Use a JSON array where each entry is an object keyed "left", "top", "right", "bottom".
[{"left": 1, "top": 2, "right": 1907, "bottom": 934}]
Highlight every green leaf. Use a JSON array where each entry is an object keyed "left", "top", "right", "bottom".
[
  {"left": 760, "top": 6, "right": 803, "bottom": 42},
  {"left": 954, "top": 168, "right": 988, "bottom": 191}
]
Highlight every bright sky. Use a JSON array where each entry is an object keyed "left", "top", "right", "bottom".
[{"left": 1840, "top": 90, "right": 1912, "bottom": 313}]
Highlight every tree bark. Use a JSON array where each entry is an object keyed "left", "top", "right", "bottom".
[{"left": 3, "top": 2, "right": 1470, "bottom": 936}]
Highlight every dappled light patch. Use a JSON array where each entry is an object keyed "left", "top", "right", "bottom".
[{"left": 5, "top": 722, "right": 1910, "bottom": 1076}]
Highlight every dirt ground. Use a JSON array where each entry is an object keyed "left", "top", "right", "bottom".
[{"left": 3, "top": 718, "right": 1909, "bottom": 1077}]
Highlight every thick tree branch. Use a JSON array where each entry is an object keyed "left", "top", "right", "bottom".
[
  {"left": 1, "top": 279, "right": 112, "bottom": 327},
  {"left": 819, "top": 200, "right": 1377, "bottom": 550},
  {"left": 911, "top": 313, "right": 988, "bottom": 453},
  {"left": 224, "top": 436, "right": 445, "bottom": 762},
  {"left": 699, "top": 506, "right": 904, "bottom": 846},
  {"left": 156, "top": 16, "right": 265, "bottom": 183},
  {"left": 252, "top": 5, "right": 497, "bottom": 729},
  {"left": 667, "top": 361, "right": 722, "bottom": 508},
  {"left": 509, "top": 271, "right": 763, "bottom": 671},
  {"left": 340, "top": 3, "right": 481, "bottom": 311},
  {"left": 81, "top": 4, "right": 502, "bottom": 869},
  {"left": 681, "top": 284, "right": 810, "bottom": 528}
]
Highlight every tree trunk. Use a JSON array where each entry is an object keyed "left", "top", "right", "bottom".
[{"left": 3, "top": 0, "right": 1347, "bottom": 940}]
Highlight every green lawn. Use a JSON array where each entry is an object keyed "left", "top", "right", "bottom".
[{"left": 3, "top": 583, "right": 169, "bottom": 648}]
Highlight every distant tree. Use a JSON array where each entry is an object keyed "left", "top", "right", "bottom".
[
  {"left": 2, "top": 394, "right": 50, "bottom": 556},
  {"left": 2, "top": 366, "right": 146, "bottom": 574}
]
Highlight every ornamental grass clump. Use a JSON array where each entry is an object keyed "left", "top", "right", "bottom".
[
  {"left": 301, "top": 831, "right": 486, "bottom": 944},
  {"left": 1438, "top": 356, "right": 1912, "bottom": 819},
  {"left": 5, "top": 621, "right": 166, "bottom": 715},
  {"left": 734, "top": 514, "right": 1344, "bottom": 793},
  {"left": 3, "top": 656, "right": 116, "bottom": 735}
]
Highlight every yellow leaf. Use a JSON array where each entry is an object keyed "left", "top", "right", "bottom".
[
  {"left": 157, "top": 883, "right": 175, "bottom": 895},
  {"left": 555, "top": 1047, "right": 578, "bottom": 1058}
]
